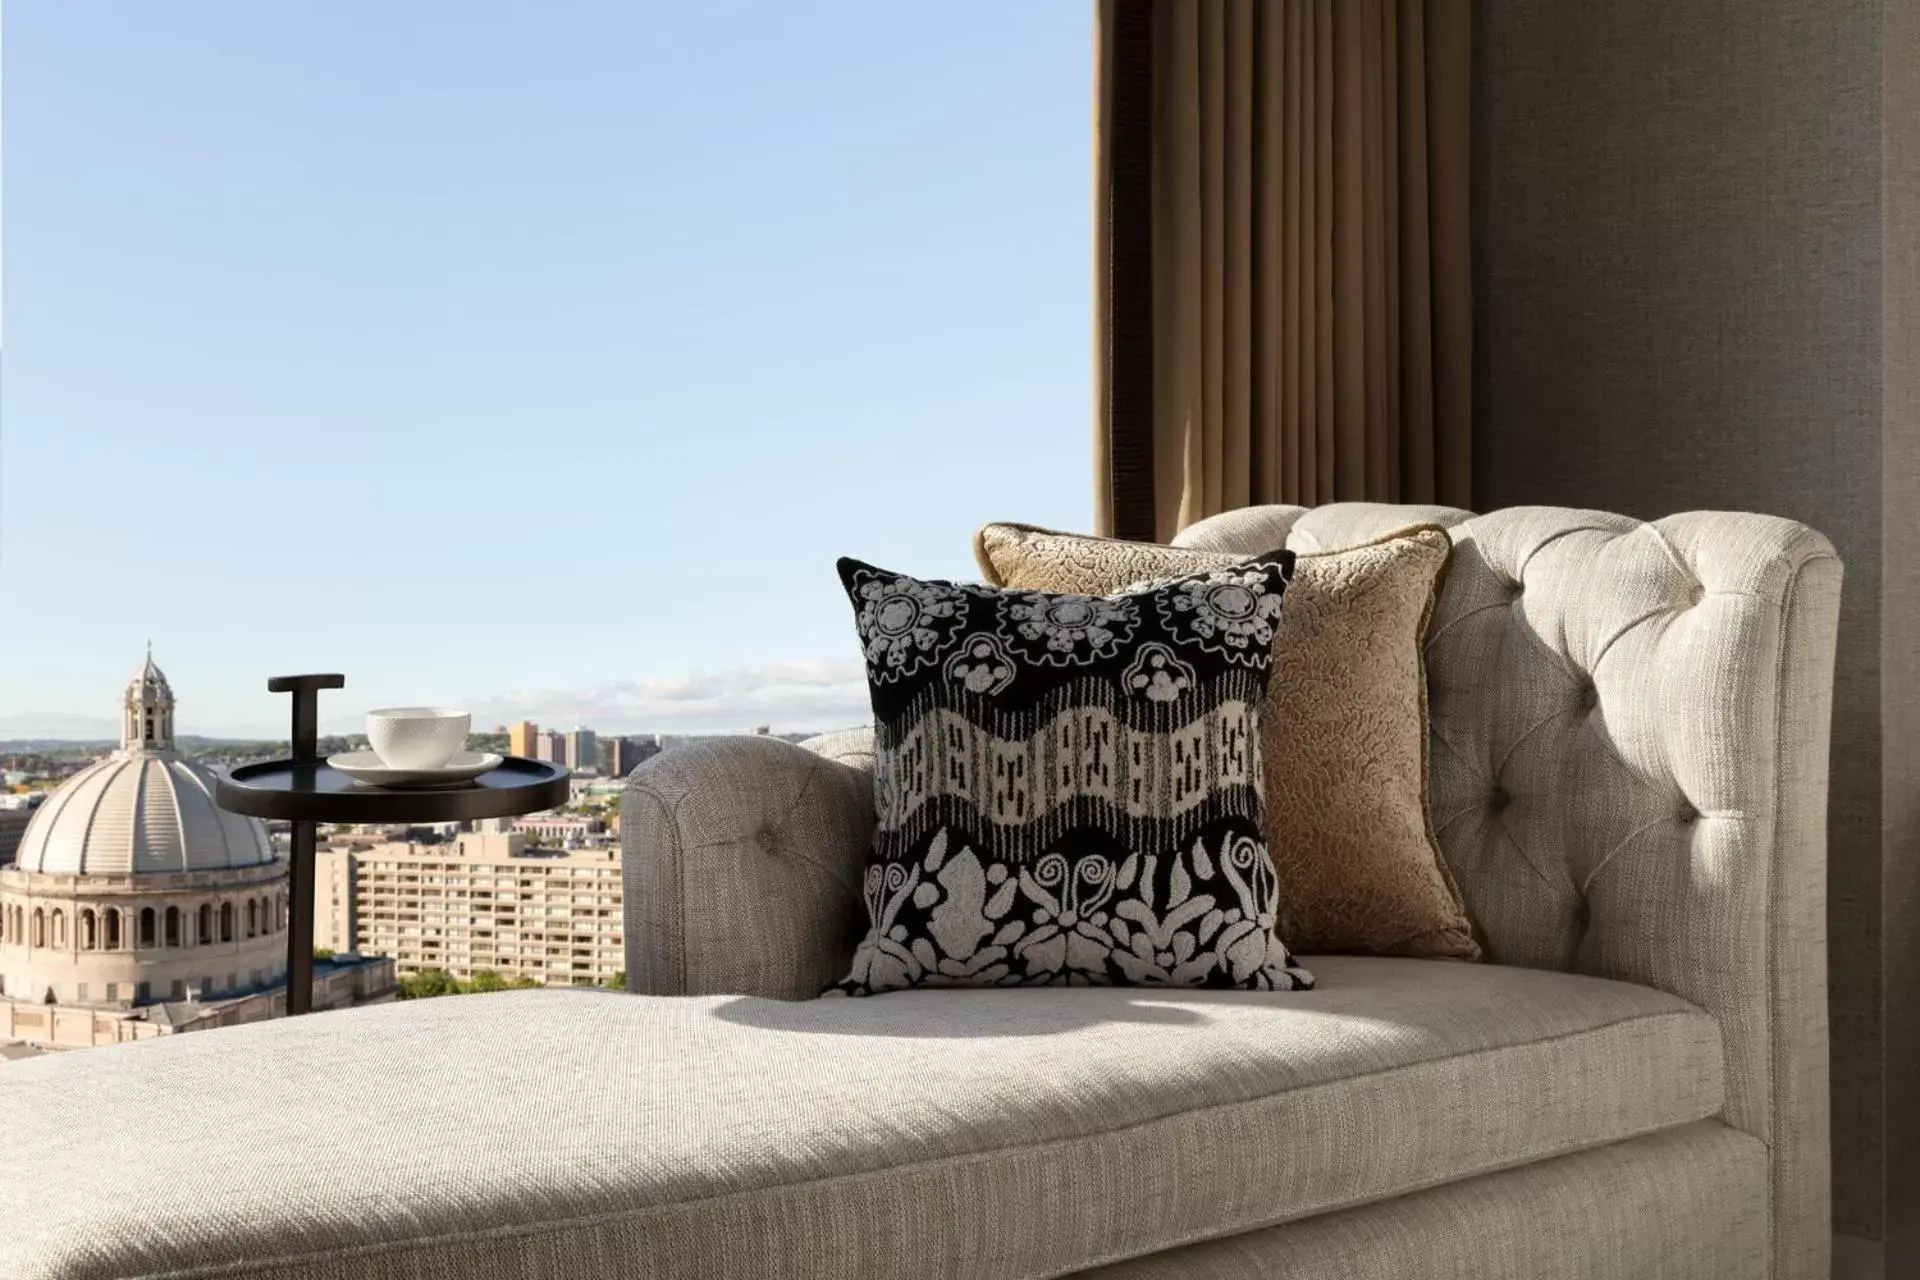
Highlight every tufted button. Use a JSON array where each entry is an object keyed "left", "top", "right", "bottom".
[
  {"left": 755, "top": 827, "right": 778, "bottom": 853},
  {"left": 1579, "top": 683, "right": 1599, "bottom": 711},
  {"left": 1676, "top": 801, "right": 1699, "bottom": 825},
  {"left": 1489, "top": 786, "right": 1512, "bottom": 812},
  {"left": 1687, "top": 582, "right": 1706, "bottom": 607}
]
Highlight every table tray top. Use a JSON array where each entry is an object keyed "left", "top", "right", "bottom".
[{"left": 214, "top": 755, "right": 570, "bottom": 824}]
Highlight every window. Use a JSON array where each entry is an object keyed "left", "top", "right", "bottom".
[
  {"left": 76, "top": 983, "right": 89, "bottom": 1002},
  {"left": 169, "top": 979, "right": 185, "bottom": 1001},
  {"left": 104, "top": 908, "right": 121, "bottom": 949},
  {"left": 16, "top": 4, "right": 1083, "bottom": 1026},
  {"left": 106, "top": 983, "right": 119, "bottom": 1001},
  {"left": 51, "top": 909, "right": 66, "bottom": 949},
  {"left": 81, "top": 909, "right": 97, "bottom": 950},
  {"left": 136, "top": 982, "right": 150, "bottom": 1003},
  {"left": 198, "top": 903, "right": 213, "bottom": 945}
]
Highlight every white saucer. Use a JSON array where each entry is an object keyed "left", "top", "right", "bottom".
[{"left": 327, "top": 750, "right": 503, "bottom": 788}]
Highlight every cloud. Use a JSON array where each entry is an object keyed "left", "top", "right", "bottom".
[{"left": 453, "top": 658, "right": 872, "bottom": 736}]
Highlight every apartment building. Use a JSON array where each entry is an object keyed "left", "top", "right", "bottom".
[
  {"left": 513, "top": 814, "right": 605, "bottom": 847},
  {"left": 565, "top": 728, "right": 596, "bottom": 774},
  {"left": 602, "top": 735, "right": 659, "bottom": 778},
  {"left": 313, "top": 832, "right": 621, "bottom": 986}
]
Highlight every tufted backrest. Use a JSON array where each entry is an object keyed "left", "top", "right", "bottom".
[{"left": 1175, "top": 502, "right": 1840, "bottom": 1280}]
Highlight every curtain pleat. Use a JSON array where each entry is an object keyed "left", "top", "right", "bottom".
[
  {"left": 1095, "top": 0, "right": 1471, "bottom": 541},
  {"left": 1397, "top": 0, "right": 1436, "bottom": 503}
]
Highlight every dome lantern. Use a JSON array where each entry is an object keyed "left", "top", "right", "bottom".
[{"left": 123, "top": 641, "right": 176, "bottom": 753}]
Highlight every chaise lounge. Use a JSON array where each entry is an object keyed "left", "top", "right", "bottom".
[{"left": 0, "top": 502, "right": 1838, "bottom": 1280}]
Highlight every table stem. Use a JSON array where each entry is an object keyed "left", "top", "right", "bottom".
[
  {"left": 289, "top": 822, "right": 315, "bottom": 1015},
  {"left": 267, "top": 674, "right": 344, "bottom": 1017}
]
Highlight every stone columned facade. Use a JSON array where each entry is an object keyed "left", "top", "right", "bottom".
[{"left": 0, "top": 653, "right": 290, "bottom": 1027}]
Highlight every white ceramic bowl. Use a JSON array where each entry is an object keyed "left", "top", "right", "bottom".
[{"left": 365, "top": 707, "right": 471, "bottom": 771}]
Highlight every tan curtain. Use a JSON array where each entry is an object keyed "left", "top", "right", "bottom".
[{"left": 1094, "top": 0, "right": 1472, "bottom": 542}]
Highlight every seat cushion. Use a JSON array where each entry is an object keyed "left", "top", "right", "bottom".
[
  {"left": 1, "top": 957, "right": 1723, "bottom": 1280},
  {"left": 1075, "top": 1122, "right": 1768, "bottom": 1280}
]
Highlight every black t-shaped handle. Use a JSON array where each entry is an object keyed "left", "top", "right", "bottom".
[{"left": 267, "top": 674, "right": 345, "bottom": 760}]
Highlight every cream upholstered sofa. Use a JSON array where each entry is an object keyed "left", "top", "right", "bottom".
[{"left": 0, "top": 504, "right": 1837, "bottom": 1280}]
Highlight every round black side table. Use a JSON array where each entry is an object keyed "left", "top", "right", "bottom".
[{"left": 211, "top": 675, "right": 570, "bottom": 1015}]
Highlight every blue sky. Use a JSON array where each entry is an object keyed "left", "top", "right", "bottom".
[{"left": 0, "top": 3, "right": 1093, "bottom": 738}]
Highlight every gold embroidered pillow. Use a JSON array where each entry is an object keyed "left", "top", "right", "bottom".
[{"left": 975, "top": 522, "right": 1480, "bottom": 961}]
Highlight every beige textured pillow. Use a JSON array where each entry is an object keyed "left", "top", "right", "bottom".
[{"left": 974, "top": 521, "right": 1480, "bottom": 961}]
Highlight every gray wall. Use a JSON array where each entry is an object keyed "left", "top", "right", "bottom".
[
  {"left": 1881, "top": 0, "right": 1920, "bottom": 1261},
  {"left": 1471, "top": 0, "right": 1913, "bottom": 1266}
]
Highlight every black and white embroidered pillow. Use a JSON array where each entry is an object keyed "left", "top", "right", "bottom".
[{"left": 834, "top": 553, "right": 1314, "bottom": 995}]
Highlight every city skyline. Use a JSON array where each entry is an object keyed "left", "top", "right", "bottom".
[{"left": 0, "top": 652, "right": 873, "bottom": 742}]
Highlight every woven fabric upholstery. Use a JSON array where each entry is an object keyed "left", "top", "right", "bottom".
[
  {"left": 0, "top": 957, "right": 1721, "bottom": 1280},
  {"left": 621, "top": 503, "right": 1837, "bottom": 1279},
  {"left": 795, "top": 725, "right": 875, "bottom": 771},
  {"left": 1175, "top": 502, "right": 1840, "bottom": 1280},
  {"left": 1075, "top": 1121, "right": 1767, "bottom": 1280},
  {"left": 623, "top": 735, "right": 872, "bottom": 1001}
]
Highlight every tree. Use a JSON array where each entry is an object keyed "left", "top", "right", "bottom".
[
  {"left": 397, "top": 968, "right": 460, "bottom": 1000},
  {"left": 509, "top": 975, "right": 541, "bottom": 989},
  {"left": 601, "top": 971, "right": 626, "bottom": 990},
  {"left": 465, "top": 969, "right": 508, "bottom": 993},
  {"left": 313, "top": 948, "right": 335, "bottom": 961}
]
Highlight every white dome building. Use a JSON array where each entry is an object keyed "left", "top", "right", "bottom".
[
  {"left": 16, "top": 657, "right": 276, "bottom": 877},
  {"left": 0, "top": 652, "right": 293, "bottom": 1044}
]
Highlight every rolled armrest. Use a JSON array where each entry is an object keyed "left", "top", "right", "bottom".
[
  {"left": 1184, "top": 501, "right": 1842, "bottom": 1280},
  {"left": 622, "top": 735, "right": 874, "bottom": 999}
]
